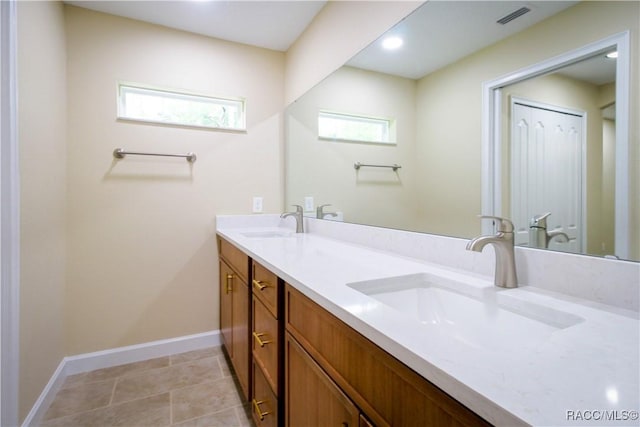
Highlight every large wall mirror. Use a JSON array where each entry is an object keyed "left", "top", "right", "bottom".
[{"left": 285, "top": 1, "right": 639, "bottom": 261}]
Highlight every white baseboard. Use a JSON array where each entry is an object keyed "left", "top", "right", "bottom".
[
  {"left": 21, "top": 330, "right": 221, "bottom": 427},
  {"left": 63, "top": 330, "right": 221, "bottom": 375},
  {"left": 20, "top": 360, "right": 67, "bottom": 427}
]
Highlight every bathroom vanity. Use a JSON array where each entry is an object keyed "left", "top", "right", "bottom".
[
  {"left": 216, "top": 215, "right": 639, "bottom": 427},
  {"left": 218, "top": 235, "right": 489, "bottom": 427}
]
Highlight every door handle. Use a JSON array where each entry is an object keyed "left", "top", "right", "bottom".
[
  {"left": 252, "top": 399, "right": 271, "bottom": 421},
  {"left": 252, "top": 279, "right": 268, "bottom": 291},
  {"left": 252, "top": 332, "right": 272, "bottom": 347},
  {"left": 225, "top": 274, "right": 233, "bottom": 294}
]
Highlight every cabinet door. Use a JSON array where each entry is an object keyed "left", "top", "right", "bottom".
[
  {"left": 253, "top": 361, "right": 278, "bottom": 427},
  {"left": 252, "top": 261, "right": 280, "bottom": 317},
  {"left": 232, "top": 278, "right": 250, "bottom": 400},
  {"left": 286, "top": 333, "right": 360, "bottom": 427},
  {"left": 253, "top": 296, "right": 279, "bottom": 393},
  {"left": 219, "top": 236, "right": 249, "bottom": 282},
  {"left": 219, "top": 260, "right": 234, "bottom": 355}
]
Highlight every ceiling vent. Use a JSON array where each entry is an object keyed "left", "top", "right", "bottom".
[{"left": 497, "top": 7, "right": 531, "bottom": 25}]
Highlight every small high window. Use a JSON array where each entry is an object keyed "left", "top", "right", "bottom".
[
  {"left": 118, "top": 83, "right": 245, "bottom": 131},
  {"left": 318, "top": 111, "right": 394, "bottom": 144}
]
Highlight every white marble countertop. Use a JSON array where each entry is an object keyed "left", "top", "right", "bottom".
[{"left": 216, "top": 219, "right": 639, "bottom": 426}]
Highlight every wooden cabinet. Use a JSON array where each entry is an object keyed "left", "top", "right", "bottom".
[
  {"left": 252, "top": 260, "right": 279, "bottom": 316},
  {"left": 217, "top": 237, "right": 491, "bottom": 427},
  {"left": 286, "top": 332, "right": 360, "bottom": 427},
  {"left": 219, "top": 259, "right": 233, "bottom": 355},
  {"left": 217, "top": 237, "right": 250, "bottom": 400},
  {"left": 253, "top": 294, "right": 279, "bottom": 390},
  {"left": 219, "top": 237, "right": 249, "bottom": 281},
  {"left": 253, "top": 362, "right": 279, "bottom": 427},
  {"left": 359, "top": 414, "right": 375, "bottom": 427},
  {"left": 285, "top": 284, "right": 492, "bottom": 427},
  {"left": 231, "top": 276, "right": 250, "bottom": 400},
  {"left": 251, "top": 260, "right": 283, "bottom": 426}
]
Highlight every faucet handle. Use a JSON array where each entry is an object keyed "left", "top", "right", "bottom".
[
  {"left": 291, "top": 204, "right": 303, "bottom": 213},
  {"left": 478, "top": 215, "right": 514, "bottom": 233},
  {"left": 530, "top": 212, "right": 551, "bottom": 228},
  {"left": 316, "top": 204, "right": 330, "bottom": 216}
]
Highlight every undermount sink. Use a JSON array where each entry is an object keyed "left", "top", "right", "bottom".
[
  {"left": 240, "top": 230, "right": 294, "bottom": 239},
  {"left": 348, "top": 273, "right": 583, "bottom": 352}
]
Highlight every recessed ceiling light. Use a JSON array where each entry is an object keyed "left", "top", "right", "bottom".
[
  {"left": 605, "top": 51, "right": 618, "bottom": 59},
  {"left": 382, "top": 36, "right": 403, "bottom": 50}
]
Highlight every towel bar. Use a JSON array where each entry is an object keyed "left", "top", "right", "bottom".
[
  {"left": 354, "top": 162, "right": 401, "bottom": 171},
  {"left": 113, "top": 148, "right": 196, "bottom": 163}
]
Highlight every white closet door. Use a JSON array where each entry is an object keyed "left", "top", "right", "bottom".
[{"left": 511, "top": 101, "right": 584, "bottom": 253}]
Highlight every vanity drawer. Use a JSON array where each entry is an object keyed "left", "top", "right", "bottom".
[
  {"left": 218, "top": 236, "right": 249, "bottom": 282},
  {"left": 252, "top": 261, "right": 280, "bottom": 317},
  {"left": 252, "top": 361, "right": 278, "bottom": 427},
  {"left": 253, "top": 295, "right": 279, "bottom": 393}
]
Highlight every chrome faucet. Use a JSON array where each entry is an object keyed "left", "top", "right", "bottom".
[
  {"left": 529, "top": 212, "right": 569, "bottom": 249},
  {"left": 281, "top": 205, "right": 304, "bottom": 233},
  {"left": 466, "top": 216, "right": 518, "bottom": 288},
  {"left": 316, "top": 204, "right": 338, "bottom": 219}
]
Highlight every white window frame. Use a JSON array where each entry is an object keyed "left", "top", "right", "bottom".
[
  {"left": 318, "top": 110, "right": 396, "bottom": 144},
  {"left": 117, "top": 82, "right": 246, "bottom": 131}
]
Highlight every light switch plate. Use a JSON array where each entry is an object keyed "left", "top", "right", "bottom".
[
  {"left": 252, "top": 197, "right": 263, "bottom": 213},
  {"left": 304, "top": 196, "right": 314, "bottom": 212}
]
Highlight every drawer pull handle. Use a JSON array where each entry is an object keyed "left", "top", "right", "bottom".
[
  {"left": 225, "top": 274, "right": 233, "bottom": 294},
  {"left": 252, "top": 399, "right": 271, "bottom": 421},
  {"left": 252, "top": 332, "right": 272, "bottom": 347},
  {"left": 252, "top": 279, "right": 268, "bottom": 291}
]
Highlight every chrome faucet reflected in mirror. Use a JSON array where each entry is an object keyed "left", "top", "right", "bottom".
[
  {"left": 316, "top": 204, "right": 338, "bottom": 219},
  {"left": 466, "top": 216, "right": 518, "bottom": 288},
  {"left": 529, "top": 212, "right": 569, "bottom": 249},
  {"left": 281, "top": 205, "right": 304, "bottom": 233}
]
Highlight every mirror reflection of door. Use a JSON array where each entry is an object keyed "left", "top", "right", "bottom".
[
  {"left": 511, "top": 99, "right": 584, "bottom": 254},
  {"left": 499, "top": 48, "right": 618, "bottom": 257}
]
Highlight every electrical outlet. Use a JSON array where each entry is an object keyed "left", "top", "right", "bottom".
[
  {"left": 252, "top": 197, "right": 263, "bottom": 213},
  {"left": 304, "top": 196, "right": 314, "bottom": 212}
]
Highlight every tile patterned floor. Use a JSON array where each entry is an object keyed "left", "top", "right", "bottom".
[{"left": 39, "top": 346, "right": 253, "bottom": 427}]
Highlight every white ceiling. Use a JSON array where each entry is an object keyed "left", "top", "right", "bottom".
[
  {"left": 555, "top": 54, "right": 617, "bottom": 86},
  {"left": 65, "top": 0, "right": 327, "bottom": 52},
  {"left": 348, "top": 1, "right": 579, "bottom": 80}
]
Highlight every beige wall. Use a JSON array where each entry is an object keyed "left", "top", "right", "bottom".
[
  {"left": 414, "top": 58, "right": 484, "bottom": 238},
  {"left": 598, "top": 80, "right": 616, "bottom": 252},
  {"left": 17, "top": 1, "right": 67, "bottom": 421},
  {"left": 64, "top": 5, "right": 284, "bottom": 354},
  {"left": 599, "top": 82, "right": 616, "bottom": 106},
  {"left": 287, "top": 66, "right": 419, "bottom": 229},
  {"left": 285, "top": 1, "right": 422, "bottom": 105},
  {"left": 602, "top": 118, "right": 616, "bottom": 255},
  {"left": 415, "top": 1, "right": 639, "bottom": 257}
]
